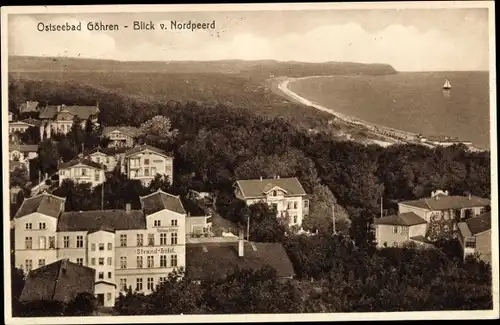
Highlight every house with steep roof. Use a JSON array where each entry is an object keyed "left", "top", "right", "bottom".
[
  {"left": 234, "top": 176, "right": 309, "bottom": 228},
  {"left": 19, "top": 259, "right": 95, "bottom": 305},
  {"left": 39, "top": 103, "right": 99, "bottom": 139},
  {"left": 186, "top": 238, "right": 295, "bottom": 281},
  {"left": 101, "top": 126, "right": 140, "bottom": 148},
  {"left": 9, "top": 119, "right": 42, "bottom": 135},
  {"left": 458, "top": 212, "right": 491, "bottom": 263},
  {"left": 13, "top": 189, "right": 188, "bottom": 307},
  {"left": 85, "top": 146, "right": 128, "bottom": 173},
  {"left": 374, "top": 212, "right": 433, "bottom": 248},
  {"left": 58, "top": 158, "right": 106, "bottom": 187},
  {"left": 398, "top": 189, "right": 490, "bottom": 241},
  {"left": 9, "top": 144, "right": 38, "bottom": 173},
  {"left": 124, "top": 144, "right": 174, "bottom": 186}
]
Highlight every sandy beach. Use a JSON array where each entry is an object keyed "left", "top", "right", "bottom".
[{"left": 277, "top": 76, "right": 446, "bottom": 148}]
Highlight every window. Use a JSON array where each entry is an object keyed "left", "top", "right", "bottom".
[
  {"left": 144, "top": 168, "right": 150, "bottom": 176},
  {"left": 120, "top": 234, "right": 127, "bottom": 247},
  {"left": 120, "top": 278, "right": 127, "bottom": 291},
  {"left": 171, "top": 233, "right": 178, "bottom": 245},
  {"left": 148, "top": 234, "right": 155, "bottom": 246},
  {"left": 106, "top": 157, "right": 110, "bottom": 164},
  {"left": 107, "top": 293, "right": 112, "bottom": 301},
  {"left": 107, "top": 257, "right": 112, "bottom": 266},
  {"left": 25, "top": 223, "right": 32, "bottom": 230},
  {"left": 98, "top": 272, "right": 104, "bottom": 279},
  {"left": 294, "top": 201, "right": 298, "bottom": 209},
  {"left": 60, "top": 170, "right": 65, "bottom": 176},
  {"left": 465, "top": 238, "right": 476, "bottom": 248},
  {"left": 304, "top": 200, "right": 309, "bottom": 208},
  {"left": 76, "top": 258, "right": 83, "bottom": 265},
  {"left": 77, "top": 236, "right": 84, "bottom": 248},
  {"left": 96, "top": 157, "right": 100, "bottom": 163},
  {"left": 287, "top": 201, "right": 292, "bottom": 209},
  {"left": 108, "top": 272, "right": 112, "bottom": 279},
  {"left": 81, "top": 168, "right": 87, "bottom": 176},
  {"left": 91, "top": 243, "right": 96, "bottom": 251},
  {"left": 393, "top": 226, "right": 398, "bottom": 234},
  {"left": 160, "top": 255, "right": 167, "bottom": 268},
  {"left": 95, "top": 172, "right": 100, "bottom": 182},
  {"left": 99, "top": 243, "right": 105, "bottom": 251},
  {"left": 91, "top": 258, "right": 96, "bottom": 266},
  {"left": 147, "top": 277, "right": 154, "bottom": 290},
  {"left": 38, "top": 259, "right": 45, "bottom": 267},
  {"left": 137, "top": 234, "right": 144, "bottom": 246},
  {"left": 154, "top": 220, "right": 161, "bottom": 227},
  {"left": 120, "top": 257, "right": 127, "bottom": 269},
  {"left": 137, "top": 256, "right": 143, "bottom": 268},
  {"left": 64, "top": 236, "right": 70, "bottom": 248},
  {"left": 39, "top": 236, "right": 47, "bottom": 249},
  {"left": 107, "top": 242, "right": 112, "bottom": 250},
  {"left": 136, "top": 278, "right": 143, "bottom": 291},
  {"left": 25, "top": 260, "right": 33, "bottom": 272},
  {"left": 151, "top": 167, "right": 156, "bottom": 175},
  {"left": 159, "top": 277, "right": 166, "bottom": 285},
  {"left": 171, "top": 219, "right": 178, "bottom": 226},
  {"left": 39, "top": 222, "right": 46, "bottom": 229},
  {"left": 147, "top": 256, "right": 154, "bottom": 268},
  {"left": 160, "top": 233, "right": 167, "bottom": 245},
  {"left": 293, "top": 215, "right": 298, "bottom": 224},
  {"left": 170, "top": 254, "right": 177, "bottom": 267},
  {"left": 99, "top": 258, "right": 104, "bottom": 266},
  {"left": 25, "top": 237, "right": 32, "bottom": 249},
  {"left": 144, "top": 159, "right": 150, "bottom": 165},
  {"left": 273, "top": 190, "right": 277, "bottom": 196}
]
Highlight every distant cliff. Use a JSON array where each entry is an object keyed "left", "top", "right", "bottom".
[{"left": 8, "top": 56, "right": 397, "bottom": 77}]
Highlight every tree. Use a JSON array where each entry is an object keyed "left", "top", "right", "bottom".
[
  {"left": 247, "top": 203, "right": 286, "bottom": 242},
  {"left": 138, "top": 115, "right": 178, "bottom": 148},
  {"left": 66, "top": 292, "right": 98, "bottom": 316},
  {"left": 18, "top": 126, "right": 41, "bottom": 145},
  {"left": 69, "top": 116, "right": 86, "bottom": 153},
  {"left": 10, "top": 166, "right": 30, "bottom": 189},
  {"left": 37, "top": 139, "right": 60, "bottom": 175},
  {"left": 147, "top": 174, "right": 172, "bottom": 194}
]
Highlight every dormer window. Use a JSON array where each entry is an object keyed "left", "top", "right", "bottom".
[{"left": 273, "top": 191, "right": 277, "bottom": 196}]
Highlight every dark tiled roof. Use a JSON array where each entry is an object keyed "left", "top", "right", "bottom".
[
  {"left": 15, "top": 192, "right": 65, "bottom": 219},
  {"left": 181, "top": 197, "right": 208, "bottom": 217},
  {"left": 186, "top": 241, "right": 295, "bottom": 280},
  {"left": 235, "top": 177, "right": 307, "bottom": 198},
  {"left": 57, "top": 209, "right": 145, "bottom": 232},
  {"left": 59, "top": 158, "right": 105, "bottom": 170},
  {"left": 39, "top": 105, "right": 99, "bottom": 120},
  {"left": 10, "top": 144, "right": 38, "bottom": 153},
  {"left": 375, "top": 212, "right": 427, "bottom": 226},
  {"left": 102, "top": 126, "right": 140, "bottom": 138},
  {"left": 19, "top": 259, "right": 95, "bottom": 304},
  {"left": 400, "top": 195, "right": 490, "bottom": 211},
  {"left": 124, "top": 144, "right": 171, "bottom": 158},
  {"left": 465, "top": 212, "right": 491, "bottom": 235},
  {"left": 140, "top": 190, "right": 186, "bottom": 216},
  {"left": 19, "top": 101, "right": 39, "bottom": 113}
]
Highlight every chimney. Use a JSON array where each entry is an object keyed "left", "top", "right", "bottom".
[
  {"left": 238, "top": 229, "right": 244, "bottom": 257},
  {"left": 125, "top": 203, "right": 131, "bottom": 212},
  {"left": 260, "top": 176, "right": 262, "bottom": 181},
  {"left": 277, "top": 175, "right": 280, "bottom": 179}
]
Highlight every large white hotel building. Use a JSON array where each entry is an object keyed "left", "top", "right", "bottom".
[{"left": 13, "top": 190, "right": 187, "bottom": 307}]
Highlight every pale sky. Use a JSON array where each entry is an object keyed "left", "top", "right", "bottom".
[{"left": 8, "top": 8, "right": 490, "bottom": 71}]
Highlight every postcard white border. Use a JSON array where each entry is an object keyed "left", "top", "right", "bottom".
[{"left": 2, "top": 2, "right": 498, "bottom": 324}]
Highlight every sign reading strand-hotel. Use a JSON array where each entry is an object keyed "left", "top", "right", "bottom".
[{"left": 2, "top": 2, "right": 497, "bottom": 324}]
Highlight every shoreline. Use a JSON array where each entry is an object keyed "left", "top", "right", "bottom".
[{"left": 276, "top": 76, "right": 486, "bottom": 151}]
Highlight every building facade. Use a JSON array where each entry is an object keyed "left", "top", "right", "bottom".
[
  {"left": 86, "top": 147, "right": 128, "bottom": 173},
  {"left": 9, "top": 119, "right": 41, "bottom": 134},
  {"left": 102, "top": 126, "right": 140, "bottom": 148},
  {"left": 9, "top": 144, "right": 38, "bottom": 173},
  {"left": 124, "top": 145, "right": 174, "bottom": 186},
  {"left": 13, "top": 190, "right": 187, "bottom": 307},
  {"left": 39, "top": 104, "right": 99, "bottom": 139},
  {"left": 457, "top": 212, "right": 491, "bottom": 263},
  {"left": 234, "top": 177, "right": 309, "bottom": 228},
  {"left": 58, "top": 158, "right": 106, "bottom": 188},
  {"left": 374, "top": 212, "right": 433, "bottom": 248}
]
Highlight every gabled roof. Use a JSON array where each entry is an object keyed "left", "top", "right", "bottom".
[
  {"left": 59, "top": 158, "right": 105, "bottom": 170},
  {"left": 235, "top": 177, "right": 306, "bottom": 198},
  {"left": 124, "top": 144, "right": 171, "bottom": 158},
  {"left": 9, "top": 119, "right": 41, "bottom": 127},
  {"left": 57, "top": 209, "right": 145, "bottom": 232},
  {"left": 19, "top": 101, "right": 40, "bottom": 113},
  {"left": 140, "top": 190, "right": 186, "bottom": 216},
  {"left": 375, "top": 212, "right": 427, "bottom": 226},
  {"left": 39, "top": 105, "right": 99, "bottom": 120},
  {"left": 186, "top": 242, "right": 295, "bottom": 280},
  {"left": 102, "top": 126, "right": 140, "bottom": 138},
  {"left": 400, "top": 195, "right": 490, "bottom": 211},
  {"left": 15, "top": 192, "right": 65, "bottom": 219},
  {"left": 10, "top": 144, "right": 38, "bottom": 153},
  {"left": 459, "top": 212, "right": 491, "bottom": 237},
  {"left": 84, "top": 146, "right": 128, "bottom": 157},
  {"left": 19, "top": 259, "right": 95, "bottom": 303}
]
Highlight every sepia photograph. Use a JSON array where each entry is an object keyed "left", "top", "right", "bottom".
[{"left": 1, "top": 2, "right": 498, "bottom": 324}]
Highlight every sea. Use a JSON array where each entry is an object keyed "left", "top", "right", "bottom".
[{"left": 287, "top": 71, "right": 491, "bottom": 150}]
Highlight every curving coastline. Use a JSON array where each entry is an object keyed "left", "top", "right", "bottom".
[{"left": 277, "top": 76, "right": 485, "bottom": 151}]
